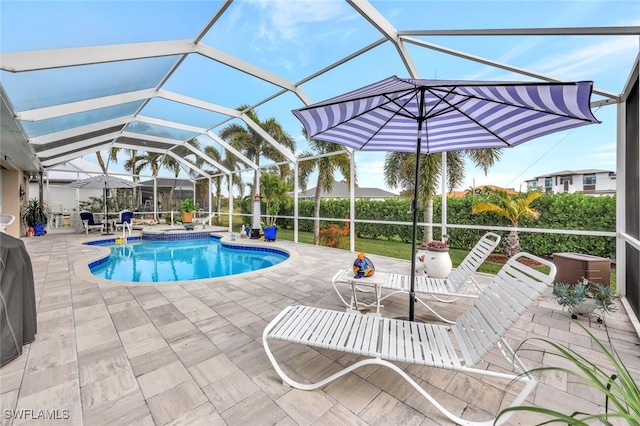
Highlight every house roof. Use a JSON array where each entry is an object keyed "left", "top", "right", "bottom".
[
  {"left": 298, "top": 181, "right": 397, "bottom": 199},
  {"left": 526, "top": 169, "right": 615, "bottom": 181},
  {"left": 447, "top": 185, "right": 518, "bottom": 197},
  {"left": 138, "top": 178, "right": 194, "bottom": 191}
]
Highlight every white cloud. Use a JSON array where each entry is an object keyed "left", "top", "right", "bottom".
[{"left": 252, "top": 0, "right": 348, "bottom": 41}]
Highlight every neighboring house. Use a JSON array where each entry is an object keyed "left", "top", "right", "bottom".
[
  {"left": 138, "top": 178, "right": 195, "bottom": 211},
  {"left": 525, "top": 169, "right": 616, "bottom": 196},
  {"left": 297, "top": 181, "right": 398, "bottom": 201},
  {"left": 32, "top": 158, "right": 120, "bottom": 213}
]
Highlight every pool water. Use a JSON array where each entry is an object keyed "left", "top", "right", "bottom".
[{"left": 90, "top": 238, "right": 288, "bottom": 282}]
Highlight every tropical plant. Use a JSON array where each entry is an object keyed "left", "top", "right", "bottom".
[
  {"left": 260, "top": 172, "right": 290, "bottom": 228},
  {"left": 553, "top": 281, "right": 617, "bottom": 322},
  {"left": 161, "top": 139, "right": 200, "bottom": 207},
  {"left": 497, "top": 321, "right": 639, "bottom": 425},
  {"left": 202, "top": 145, "right": 244, "bottom": 217},
  {"left": 472, "top": 189, "right": 542, "bottom": 257},
  {"left": 219, "top": 104, "right": 296, "bottom": 204},
  {"left": 180, "top": 198, "right": 197, "bottom": 213},
  {"left": 298, "top": 134, "right": 354, "bottom": 244},
  {"left": 20, "top": 198, "right": 51, "bottom": 228},
  {"left": 384, "top": 149, "right": 501, "bottom": 244}
]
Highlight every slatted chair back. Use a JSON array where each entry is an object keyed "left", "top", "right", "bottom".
[
  {"left": 79, "top": 211, "right": 97, "bottom": 225},
  {"left": 119, "top": 210, "right": 133, "bottom": 224},
  {"left": 447, "top": 232, "right": 501, "bottom": 292},
  {"left": 452, "top": 252, "right": 556, "bottom": 366}
]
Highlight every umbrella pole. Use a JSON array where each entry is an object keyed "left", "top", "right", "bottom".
[
  {"left": 408, "top": 133, "right": 422, "bottom": 322},
  {"left": 408, "top": 90, "right": 426, "bottom": 322},
  {"left": 103, "top": 183, "right": 111, "bottom": 235}
]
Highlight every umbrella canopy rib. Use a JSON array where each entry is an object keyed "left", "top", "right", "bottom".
[
  {"left": 292, "top": 75, "right": 600, "bottom": 322},
  {"left": 293, "top": 76, "right": 600, "bottom": 155}
]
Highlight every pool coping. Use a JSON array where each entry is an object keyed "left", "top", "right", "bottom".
[{"left": 72, "top": 231, "right": 299, "bottom": 287}]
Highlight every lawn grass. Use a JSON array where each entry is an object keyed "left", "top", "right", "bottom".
[{"left": 275, "top": 228, "right": 504, "bottom": 275}]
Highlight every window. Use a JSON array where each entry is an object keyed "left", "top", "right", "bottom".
[
  {"left": 560, "top": 176, "right": 571, "bottom": 184},
  {"left": 583, "top": 175, "right": 596, "bottom": 185},
  {"left": 545, "top": 178, "right": 552, "bottom": 187},
  {"left": 530, "top": 182, "right": 538, "bottom": 189}
]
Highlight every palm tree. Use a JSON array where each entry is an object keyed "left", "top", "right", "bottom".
[
  {"left": 260, "top": 172, "right": 291, "bottom": 227},
  {"left": 138, "top": 151, "right": 165, "bottom": 213},
  {"left": 472, "top": 189, "right": 542, "bottom": 257},
  {"left": 202, "top": 146, "right": 243, "bottom": 216},
  {"left": 161, "top": 140, "right": 200, "bottom": 209},
  {"left": 139, "top": 152, "right": 164, "bottom": 178},
  {"left": 95, "top": 148, "right": 119, "bottom": 174},
  {"left": 219, "top": 105, "right": 296, "bottom": 200},
  {"left": 384, "top": 149, "right": 501, "bottom": 243},
  {"left": 298, "top": 136, "right": 353, "bottom": 245}
]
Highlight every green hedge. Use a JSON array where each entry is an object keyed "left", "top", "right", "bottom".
[{"left": 250, "top": 192, "right": 616, "bottom": 258}]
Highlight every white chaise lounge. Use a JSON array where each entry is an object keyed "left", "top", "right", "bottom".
[
  {"left": 264, "top": 252, "right": 556, "bottom": 426},
  {"left": 332, "top": 232, "right": 501, "bottom": 322}
]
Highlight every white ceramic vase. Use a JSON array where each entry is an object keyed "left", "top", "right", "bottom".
[{"left": 423, "top": 248, "right": 452, "bottom": 279}]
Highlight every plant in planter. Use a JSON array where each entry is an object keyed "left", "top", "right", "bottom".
[
  {"left": 260, "top": 172, "right": 291, "bottom": 242},
  {"left": 419, "top": 238, "right": 452, "bottom": 278},
  {"left": 553, "top": 280, "right": 617, "bottom": 323},
  {"left": 20, "top": 198, "right": 51, "bottom": 236},
  {"left": 180, "top": 198, "right": 197, "bottom": 223}
]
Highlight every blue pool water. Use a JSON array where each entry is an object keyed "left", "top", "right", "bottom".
[{"left": 90, "top": 238, "right": 288, "bottom": 282}]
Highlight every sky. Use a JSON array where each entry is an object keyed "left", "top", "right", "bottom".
[{"left": 1, "top": 0, "right": 639, "bottom": 195}]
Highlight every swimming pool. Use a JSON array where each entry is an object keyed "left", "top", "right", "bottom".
[{"left": 89, "top": 237, "right": 289, "bottom": 282}]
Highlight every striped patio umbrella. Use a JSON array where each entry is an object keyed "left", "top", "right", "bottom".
[{"left": 293, "top": 76, "right": 600, "bottom": 321}]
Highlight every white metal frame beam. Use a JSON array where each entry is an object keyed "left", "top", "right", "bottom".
[
  {"left": 29, "top": 116, "right": 133, "bottom": 145},
  {"left": 347, "top": 0, "right": 419, "bottom": 78}
]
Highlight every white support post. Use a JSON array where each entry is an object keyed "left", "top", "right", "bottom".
[{"left": 350, "top": 152, "right": 356, "bottom": 252}]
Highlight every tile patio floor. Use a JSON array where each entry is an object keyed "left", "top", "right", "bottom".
[{"left": 1, "top": 228, "right": 639, "bottom": 425}]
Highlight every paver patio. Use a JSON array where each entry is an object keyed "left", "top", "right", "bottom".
[{"left": 1, "top": 228, "right": 638, "bottom": 425}]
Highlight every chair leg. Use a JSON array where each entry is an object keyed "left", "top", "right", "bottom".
[{"left": 263, "top": 333, "right": 533, "bottom": 426}]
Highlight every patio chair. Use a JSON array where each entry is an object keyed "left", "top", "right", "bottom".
[
  {"left": 114, "top": 210, "right": 133, "bottom": 235},
  {"left": 0, "top": 214, "right": 15, "bottom": 233},
  {"left": 264, "top": 252, "right": 556, "bottom": 426},
  {"left": 79, "top": 211, "right": 103, "bottom": 235},
  {"left": 332, "top": 232, "right": 500, "bottom": 322}
]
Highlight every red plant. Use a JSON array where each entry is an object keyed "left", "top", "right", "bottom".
[
  {"left": 421, "top": 240, "right": 449, "bottom": 250},
  {"left": 319, "top": 219, "right": 351, "bottom": 249}
]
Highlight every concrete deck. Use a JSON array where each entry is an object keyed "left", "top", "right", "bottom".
[{"left": 1, "top": 229, "right": 639, "bottom": 425}]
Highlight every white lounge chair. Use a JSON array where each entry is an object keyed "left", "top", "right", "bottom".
[
  {"left": 264, "top": 252, "right": 556, "bottom": 426},
  {"left": 332, "top": 232, "right": 501, "bottom": 322}
]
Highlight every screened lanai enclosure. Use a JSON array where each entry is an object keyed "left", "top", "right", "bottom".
[{"left": 1, "top": 1, "right": 639, "bottom": 325}]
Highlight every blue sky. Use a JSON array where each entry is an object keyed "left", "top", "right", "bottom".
[{"left": 1, "top": 0, "right": 639, "bottom": 194}]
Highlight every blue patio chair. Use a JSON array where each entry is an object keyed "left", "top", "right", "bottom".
[
  {"left": 79, "top": 211, "right": 103, "bottom": 235},
  {"left": 114, "top": 210, "right": 133, "bottom": 234}
]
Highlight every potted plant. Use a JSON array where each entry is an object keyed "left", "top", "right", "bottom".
[
  {"left": 419, "top": 238, "right": 452, "bottom": 278},
  {"left": 553, "top": 279, "right": 617, "bottom": 323},
  {"left": 20, "top": 198, "right": 51, "bottom": 236},
  {"left": 180, "top": 198, "right": 197, "bottom": 223}
]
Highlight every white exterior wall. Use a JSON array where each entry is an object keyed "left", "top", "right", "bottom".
[
  {"left": 28, "top": 182, "right": 103, "bottom": 227},
  {"left": 527, "top": 171, "right": 616, "bottom": 195}
]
